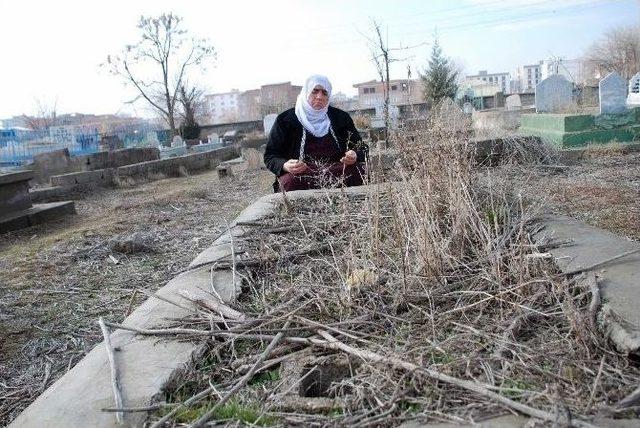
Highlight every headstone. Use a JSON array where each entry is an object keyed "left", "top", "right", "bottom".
[
  {"left": 263, "top": 114, "right": 277, "bottom": 136},
  {"left": 208, "top": 133, "right": 220, "bottom": 144},
  {"left": 462, "top": 102, "right": 474, "bottom": 114},
  {"left": 494, "top": 91, "right": 505, "bottom": 108},
  {"left": 535, "top": 75, "right": 573, "bottom": 113},
  {"left": 628, "top": 72, "right": 640, "bottom": 107},
  {"left": 599, "top": 72, "right": 628, "bottom": 114},
  {"left": 171, "top": 135, "right": 184, "bottom": 147},
  {"left": 505, "top": 94, "right": 522, "bottom": 110},
  {"left": 146, "top": 131, "right": 159, "bottom": 145}
]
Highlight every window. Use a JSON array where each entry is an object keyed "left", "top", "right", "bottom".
[{"left": 391, "top": 85, "right": 398, "bottom": 91}]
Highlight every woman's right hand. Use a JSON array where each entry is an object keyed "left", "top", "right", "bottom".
[{"left": 283, "top": 159, "right": 309, "bottom": 175}]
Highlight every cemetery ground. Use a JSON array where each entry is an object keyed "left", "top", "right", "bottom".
[
  {"left": 0, "top": 167, "right": 274, "bottom": 425},
  {"left": 1, "top": 137, "right": 639, "bottom": 426}
]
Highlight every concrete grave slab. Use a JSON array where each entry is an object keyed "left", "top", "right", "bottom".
[
  {"left": 0, "top": 201, "right": 76, "bottom": 233},
  {"left": 599, "top": 72, "right": 628, "bottom": 114},
  {"left": 538, "top": 215, "right": 640, "bottom": 355}
]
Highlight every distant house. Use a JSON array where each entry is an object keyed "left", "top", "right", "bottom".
[
  {"left": 352, "top": 79, "right": 424, "bottom": 108},
  {"left": 465, "top": 70, "right": 511, "bottom": 94}
]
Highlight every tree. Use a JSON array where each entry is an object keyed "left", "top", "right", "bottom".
[
  {"left": 584, "top": 25, "right": 639, "bottom": 80},
  {"left": 24, "top": 97, "right": 58, "bottom": 133},
  {"left": 421, "top": 36, "right": 458, "bottom": 104},
  {"left": 105, "top": 13, "right": 215, "bottom": 144}
]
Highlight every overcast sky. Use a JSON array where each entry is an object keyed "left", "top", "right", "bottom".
[{"left": 0, "top": 0, "right": 637, "bottom": 119}]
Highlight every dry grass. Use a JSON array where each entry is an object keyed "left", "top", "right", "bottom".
[
  {"left": 0, "top": 168, "right": 274, "bottom": 426},
  {"left": 142, "top": 108, "right": 639, "bottom": 426}
]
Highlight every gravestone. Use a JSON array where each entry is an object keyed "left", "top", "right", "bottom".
[
  {"left": 462, "top": 102, "right": 474, "bottom": 114},
  {"left": 535, "top": 75, "right": 573, "bottom": 113},
  {"left": 494, "top": 91, "right": 505, "bottom": 108},
  {"left": 506, "top": 94, "right": 522, "bottom": 110},
  {"left": 171, "top": 135, "right": 184, "bottom": 148},
  {"left": 208, "top": 133, "right": 220, "bottom": 144},
  {"left": 263, "top": 114, "right": 277, "bottom": 136},
  {"left": 599, "top": 72, "right": 627, "bottom": 114},
  {"left": 628, "top": 72, "right": 640, "bottom": 107},
  {"left": 146, "top": 131, "right": 160, "bottom": 145}
]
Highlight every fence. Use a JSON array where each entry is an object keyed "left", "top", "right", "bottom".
[{"left": 0, "top": 124, "right": 166, "bottom": 167}]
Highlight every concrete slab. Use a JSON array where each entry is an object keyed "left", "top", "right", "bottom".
[
  {"left": 0, "top": 201, "right": 76, "bottom": 233},
  {"left": 539, "top": 216, "right": 640, "bottom": 354}
]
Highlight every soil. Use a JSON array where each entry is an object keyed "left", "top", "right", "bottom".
[
  {"left": 498, "top": 149, "right": 640, "bottom": 241},
  {"left": 0, "top": 168, "right": 274, "bottom": 425}
]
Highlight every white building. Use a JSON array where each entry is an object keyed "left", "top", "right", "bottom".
[
  {"left": 514, "top": 62, "right": 542, "bottom": 93},
  {"left": 541, "top": 58, "right": 589, "bottom": 84},
  {"left": 205, "top": 89, "right": 240, "bottom": 124},
  {"left": 465, "top": 70, "right": 511, "bottom": 94}
]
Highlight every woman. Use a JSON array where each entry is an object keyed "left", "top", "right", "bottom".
[{"left": 264, "top": 75, "right": 368, "bottom": 192}]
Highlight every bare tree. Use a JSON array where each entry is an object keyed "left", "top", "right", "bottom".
[
  {"left": 584, "top": 24, "right": 640, "bottom": 80},
  {"left": 104, "top": 13, "right": 215, "bottom": 144},
  {"left": 24, "top": 97, "right": 58, "bottom": 133},
  {"left": 368, "top": 20, "right": 393, "bottom": 139},
  {"left": 364, "top": 20, "right": 426, "bottom": 142}
]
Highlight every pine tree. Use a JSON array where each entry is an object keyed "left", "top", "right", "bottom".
[{"left": 421, "top": 37, "right": 459, "bottom": 104}]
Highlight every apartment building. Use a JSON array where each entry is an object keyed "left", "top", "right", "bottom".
[
  {"left": 514, "top": 62, "right": 542, "bottom": 93},
  {"left": 205, "top": 90, "right": 241, "bottom": 124},
  {"left": 541, "top": 58, "right": 589, "bottom": 84}
]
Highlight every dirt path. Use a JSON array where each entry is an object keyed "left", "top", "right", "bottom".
[{"left": 0, "top": 168, "right": 274, "bottom": 425}]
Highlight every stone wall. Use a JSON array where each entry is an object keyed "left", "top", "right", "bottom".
[
  {"left": 49, "top": 146, "right": 238, "bottom": 189},
  {"left": 29, "top": 147, "right": 160, "bottom": 185}
]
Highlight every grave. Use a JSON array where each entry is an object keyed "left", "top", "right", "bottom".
[
  {"left": 263, "top": 114, "right": 277, "bottom": 136},
  {"left": 520, "top": 74, "right": 640, "bottom": 148},
  {"left": 0, "top": 170, "right": 75, "bottom": 233},
  {"left": 159, "top": 136, "right": 187, "bottom": 158},
  {"left": 505, "top": 94, "right": 522, "bottom": 110},
  {"left": 628, "top": 72, "right": 640, "bottom": 107},
  {"left": 599, "top": 72, "right": 627, "bottom": 114},
  {"left": 535, "top": 75, "right": 573, "bottom": 113}
]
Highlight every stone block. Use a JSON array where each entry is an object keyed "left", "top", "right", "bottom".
[
  {"left": 0, "top": 170, "right": 34, "bottom": 216},
  {"left": 0, "top": 201, "right": 75, "bottom": 233},
  {"left": 535, "top": 75, "right": 573, "bottom": 113}
]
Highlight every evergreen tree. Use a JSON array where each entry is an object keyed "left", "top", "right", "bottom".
[{"left": 421, "top": 37, "right": 459, "bottom": 104}]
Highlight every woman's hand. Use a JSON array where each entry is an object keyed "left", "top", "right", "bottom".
[
  {"left": 340, "top": 150, "right": 357, "bottom": 166},
  {"left": 283, "top": 159, "right": 309, "bottom": 175}
]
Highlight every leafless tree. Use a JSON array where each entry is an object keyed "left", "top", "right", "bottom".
[
  {"left": 24, "top": 97, "right": 58, "bottom": 133},
  {"left": 364, "top": 20, "right": 426, "bottom": 142},
  {"left": 104, "top": 13, "right": 215, "bottom": 144},
  {"left": 178, "top": 82, "right": 207, "bottom": 139},
  {"left": 584, "top": 24, "right": 640, "bottom": 81}
]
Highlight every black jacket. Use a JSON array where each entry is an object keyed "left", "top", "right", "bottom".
[{"left": 264, "top": 106, "right": 368, "bottom": 179}]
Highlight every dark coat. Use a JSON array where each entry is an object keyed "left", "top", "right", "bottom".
[{"left": 264, "top": 106, "right": 368, "bottom": 180}]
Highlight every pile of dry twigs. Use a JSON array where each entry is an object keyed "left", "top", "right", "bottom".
[{"left": 106, "top": 107, "right": 640, "bottom": 427}]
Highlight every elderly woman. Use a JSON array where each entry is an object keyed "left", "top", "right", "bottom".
[{"left": 264, "top": 75, "right": 368, "bottom": 192}]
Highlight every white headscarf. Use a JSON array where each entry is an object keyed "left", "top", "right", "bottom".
[{"left": 295, "top": 75, "right": 332, "bottom": 137}]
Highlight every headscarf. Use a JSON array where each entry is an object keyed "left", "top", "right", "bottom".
[{"left": 295, "top": 75, "right": 332, "bottom": 137}]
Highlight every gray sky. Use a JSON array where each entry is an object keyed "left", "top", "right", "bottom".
[{"left": 0, "top": 0, "right": 637, "bottom": 119}]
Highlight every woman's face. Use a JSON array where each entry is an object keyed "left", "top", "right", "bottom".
[{"left": 308, "top": 85, "right": 329, "bottom": 110}]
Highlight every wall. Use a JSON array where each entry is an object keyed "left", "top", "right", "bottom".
[
  {"left": 50, "top": 146, "right": 238, "bottom": 189},
  {"left": 29, "top": 147, "right": 160, "bottom": 185},
  {"left": 199, "top": 120, "right": 263, "bottom": 138}
]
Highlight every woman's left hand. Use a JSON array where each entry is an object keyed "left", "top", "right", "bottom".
[{"left": 340, "top": 150, "right": 357, "bottom": 165}]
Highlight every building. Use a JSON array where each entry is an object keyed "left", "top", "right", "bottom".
[
  {"left": 205, "top": 89, "right": 241, "bottom": 124},
  {"left": 541, "top": 58, "right": 589, "bottom": 84},
  {"left": 352, "top": 79, "right": 424, "bottom": 108},
  {"left": 49, "top": 124, "right": 100, "bottom": 147},
  {"left": 259, "top": 82, "right": 301, "bottom": 116},
  {"left": 465, "top": 70, "right": 511, "bottom": 94},
  {"left": 238, "top": 89, "right": 261, "bottom": 122},
  {"left": 514, "top": 62, "right": 543, "bottom": 93}
]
